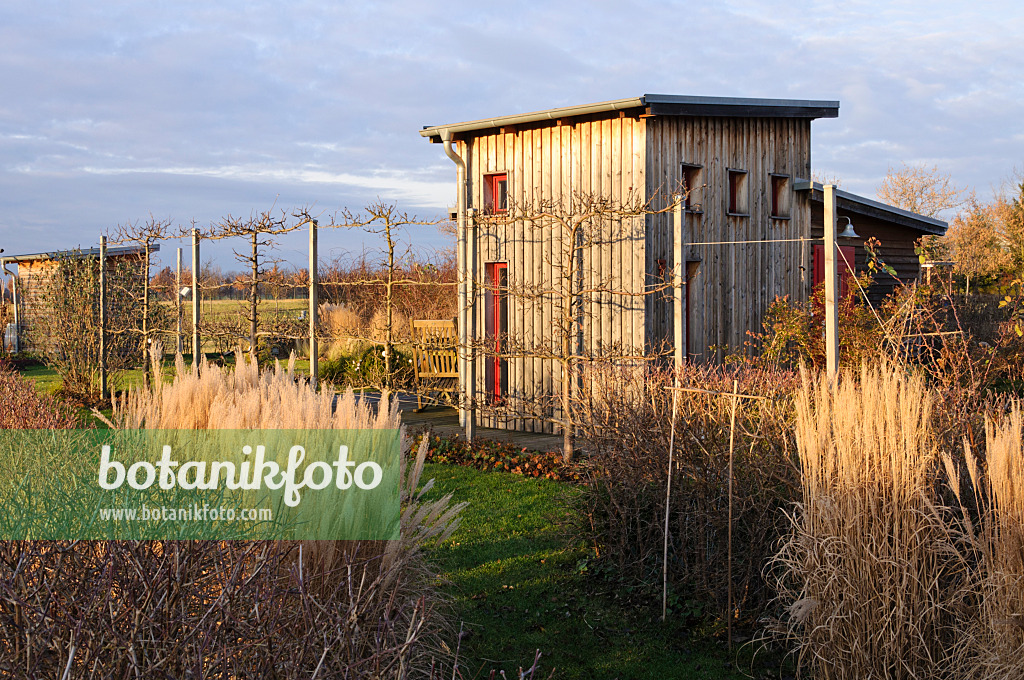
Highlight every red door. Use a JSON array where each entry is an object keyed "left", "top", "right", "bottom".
[
  {"left": 813, "top": 245, "right": 856, "bottom": 301},
  {"left": 485, "top": 263, "right": 509, "bottom": 400}
]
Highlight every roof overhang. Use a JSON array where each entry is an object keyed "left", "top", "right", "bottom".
[
  {"left": 794, "top": 180, "right": 946, "bottom": 236},
  {"left": 420, "top": 94, "right": 840, "bottom": 142},
  {"left": 1, "top": 244, "right": 158, "bottom": 266}
]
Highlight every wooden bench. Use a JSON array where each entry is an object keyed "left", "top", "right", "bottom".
[{"left": 410, "top": 319, "right": 459, "bottom": 412}]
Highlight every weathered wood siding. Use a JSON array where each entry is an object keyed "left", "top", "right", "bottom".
[
  {"left": 644, "top": 117, "right": 813, "bottom": 362},
  {"left": 16, "top": 254, "right": 144, "bottom": 353},
  {"left": 809, "top": 206, "right": 924, "bottom": 305},
  {"left": 460, "top": 115, "right": 647, "bottom": 432}
]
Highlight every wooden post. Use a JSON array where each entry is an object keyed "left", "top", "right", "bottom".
[
  {"left": 672, "top": 194, "right": 686, "bottom": 371},
  {"left": 142, "top": 242, "right": 151, "bottom": 389},
  {"left": 466, "top": 208, "right": 476, "bottom": 442},
  {"left": 309, "top": 218, "right": 318, "bottom": 390},
  {"left": 824, "top": 185, "right": 839, "bottom": 379},
  {"left": 176, "top": 247, "right": 183, "bottom": 355},
  {"left": 191, "top": 228, "right": 201, "bottom": 368},
  {"left": 99, "top": 236, "right": 108, "bottom": 400},
  {"left": 249, "top": 230, "right": 258, "bottom": 354}
]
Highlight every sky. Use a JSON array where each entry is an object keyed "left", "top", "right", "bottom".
[{"left": 1, "top": 0, "right": 1022, "bottom": 273}]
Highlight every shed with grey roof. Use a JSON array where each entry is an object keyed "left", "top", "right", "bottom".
[{"left": 421, "top": 95, "right": 944, "bottom": 434}]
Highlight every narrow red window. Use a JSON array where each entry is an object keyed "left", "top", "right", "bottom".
[{"left": 485, "top": 173, "right": 508, "bottom": 214}]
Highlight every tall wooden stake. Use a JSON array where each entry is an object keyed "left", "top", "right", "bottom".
[
  {"left": 664, "top": 383, "right": 766, "bottom": 636},
  {"left": 662, "top": 378, "right": 680, "bottom": 621},
  {"left": 192, "top": 228, "right": 201, "bottom": 368},
  {"left": 99, "top": 236, "right": 108, "bottom": 400},
  {"left": 673, "top": 194, "right": 685, "bottom": 370},
  {"left": 824, "top": 184, "right": 840, "bottom": 379},
  {"left": 727, "top": 379, "right": 739, "bottom": 653},
  {"left": 309, "top": 218, "right": 318, "bottom": 390}
]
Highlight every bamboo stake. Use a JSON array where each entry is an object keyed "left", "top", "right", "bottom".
[
  {"left": 727, "top": 379, "right": 738, "bottom": 653},
  {"left": 662, "top": 370, "right": 680, "bottom": 621}
]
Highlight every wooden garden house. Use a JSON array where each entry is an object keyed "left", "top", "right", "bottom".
[
  {"left": 1, "top": 244, "right": 153, "bottom": 353},
  {"left": 420, "top": 94, "right": 946, "bottom": 432}
]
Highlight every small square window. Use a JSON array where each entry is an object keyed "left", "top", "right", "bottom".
[
  {"left": 484, "top": 173, "right": 508, "bottom": 214},
  {"left": 771, "top": 174, "right": 790, "bottom": 219},
  {"left": 728, "top": 169, "right": 748, "bottom": 216},
  {"left": 681, "top": 164, "right": 703, "bottom": 212}
]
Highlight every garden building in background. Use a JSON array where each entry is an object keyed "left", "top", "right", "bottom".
[
  {"left": 1, "top": 245, "right": 153, "bottom": 354},
  {"left": 421, "top": 94, "right": 947, "bottom": 433}
]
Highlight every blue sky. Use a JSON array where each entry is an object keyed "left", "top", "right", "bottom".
[{"left": 1, "top": 0, "right": 1022, "bottom": 271}]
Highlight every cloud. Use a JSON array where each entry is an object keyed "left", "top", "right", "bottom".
[{"left": 0, "top": 0, "right": 1022, "bottom": 266}]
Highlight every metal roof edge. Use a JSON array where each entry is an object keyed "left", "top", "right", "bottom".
[
  {"left": 1, "top": 243, "right": 158, "bottom": 265},
  {"left": 420, "top": 96, "right": 644, "bottom": 138},
  {"left": 794, "top": 179, "right": 947, "bottom": 235},
  {"left": 421, "top": 94, "right": 840, "bottom": 139}
]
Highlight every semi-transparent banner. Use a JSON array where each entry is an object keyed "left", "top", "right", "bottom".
[{"left": 0, "top": 429, "right": 400, "bottom": 540}]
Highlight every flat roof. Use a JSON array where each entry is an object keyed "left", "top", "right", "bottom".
[
  {"left": 794, "top": 180, "right": 947, "bottom": 236},
  {"left": 1, "top": 244, "right": 158, "bottom": 265},
  {"left": 421, "top": 94, "right": 840, "bottom": 141}
]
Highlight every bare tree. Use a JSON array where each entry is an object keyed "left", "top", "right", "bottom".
[
  {"left": 203, "top": 208, "right": 312, "bottom": 356},
  {"left": 812, "top": 172, "right": 843, "bottom": 188},
  {"left": 476, "top": 190, "right": 679, "bottom": 461},
  {"left": 991, "top": 177, "right": 1024, "bottom": 275},
  {"left": 943, "top": 198, "right": 1012, "bottom": 294},
  {"left": 326, "top": 203, "right": 441, "bottom": 386},
  {"left": 109, "top": 217, "right": 175, "bottom": 387},
  {"left": 876, "top": 163, "right": 968, "bottom": 218}
]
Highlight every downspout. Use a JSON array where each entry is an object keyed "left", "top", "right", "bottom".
[{"left": 440, "top": 129, "right": 475, "bottom": 440}]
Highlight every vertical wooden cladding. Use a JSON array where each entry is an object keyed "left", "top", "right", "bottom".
[
  {"left": 809, "top": 207, "right": 925, "bottom": 306},
  {"left": 644, "top": 116, "right": 811, "bottom": 361},
  {"left": 463, "top": 116, "right": 646, "bottom": 432}
]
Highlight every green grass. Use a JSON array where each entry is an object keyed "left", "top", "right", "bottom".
[
  {"left": 421, "top": 463, "right": 784, "bottom": 680},
  {"left": 19, "top": 364, "right": 62, "bottom": 395}
]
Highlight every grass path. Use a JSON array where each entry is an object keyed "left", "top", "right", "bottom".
[{"left": 421, "top": 463, "right": 773, "bottom": 680}]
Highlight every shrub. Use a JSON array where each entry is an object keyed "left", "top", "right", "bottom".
[
  {"left": 318, "top": 353, "right": 351, "bottom": 384},
  {"left": 755, "top": 282, "right": 884, "bottom": 371},
  {"left": 417, "top": 432, "right": 578, "bottom": 481},
  {"left": 22, "top": 253, "right": 149, "bottom": 402},
  {"left": 570, "top": 362, "right": 798, "bottom": 625},
  {"left": 0, "top": 368, "right": 79, "bottom": 429},
  {"left": 349, "top": 344, "right": 415, "bottom": 390},
  {"left": 0, "top": 347, "right": 464, "bottom": 678}
]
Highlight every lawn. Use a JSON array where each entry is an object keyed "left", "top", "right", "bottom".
[{"left": 421, "top": 463, "right": 785, "bottom": 680}]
